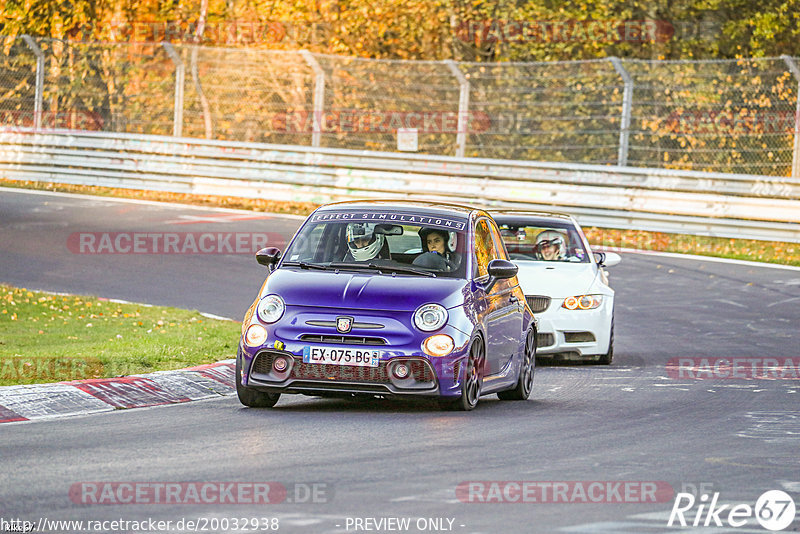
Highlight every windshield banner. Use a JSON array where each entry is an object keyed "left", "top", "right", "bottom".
[{"left": 310, "top": 212, "right": 467, "bottom": 231}]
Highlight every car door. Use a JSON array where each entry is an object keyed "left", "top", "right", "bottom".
[
  {"left": 487, "top": 219, "right": 524, "bottom": 373},
  {"left": 473, "top": 217, "right": 519, "bottom": 376}
]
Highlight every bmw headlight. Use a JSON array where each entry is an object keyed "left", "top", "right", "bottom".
[
  {"left": 414, "top": 303, "right": 448, "bottom": 332},
  {"left": 257, "top": 294, "right": 285, "bottom": 323},
  {"left": 562, "top": 294, "right": 603, "bottom": 310}
]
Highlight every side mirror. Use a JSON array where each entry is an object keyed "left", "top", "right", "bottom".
[
  {"left": 484, "top": 258, "right": 518, "bottom": 292},
  {"left": 594, "top": 251, "right": 621, "bottom": 267},
  {"left": 256, "top": 247, "right": 282, "bottom": 270}
]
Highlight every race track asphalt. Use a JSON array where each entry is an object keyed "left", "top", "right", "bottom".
[{"left": 1, "top": 188, "right": 799, "bottom": 533}]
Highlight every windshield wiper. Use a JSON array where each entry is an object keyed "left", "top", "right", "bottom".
[
  {"left": 329, "top": 262, "right": 436, "bottom": 278},
  {"left": 380, "top": 265, "right": 437, "bottom": 277},
  {"left": 282, "top": 261, "right": 331, "bottom": 271}
]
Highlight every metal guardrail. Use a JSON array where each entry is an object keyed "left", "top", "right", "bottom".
[
  {"left": 2, "top": 36, "right": 800, "bottom": 177},
  {"left": 1, "top": 129, "right": 799, "bottom": 242}
]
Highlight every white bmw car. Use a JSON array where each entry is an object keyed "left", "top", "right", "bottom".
[{"left": 492, "top": 211, "right": 621, "bottom": 364}]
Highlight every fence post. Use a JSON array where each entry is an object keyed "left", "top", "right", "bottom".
[
  {"left": 781, "top": 55, "right": 800, "bottom": 179},
  {"left": 300, "top": 50, "right": 325, "bottom": 148},
  {"left": 445, "top": 60, "right": 470, "bottom": 158},
  {"left": 162, "top": 42, "right": 184, "bottom": 137},
  {"left": 21, "top": 35, "right": 44, "bottom": 130},
  {"left": 609, "top": 57, "right": 633, "bottom": 167}
]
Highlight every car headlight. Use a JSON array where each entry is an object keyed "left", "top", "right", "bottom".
[
  {"left": 241, "top": 299, "right": 258, "bottom": 336},
  {"left": 562, "top": 294, "right": 603, "bottom": 310},
  {"left": 257, "top": 294, "right": 285, "bottom": 323},
  {"left": 422, "top": 334, "right": 455, "bottom": 357},
  {"left": 414, "top": 303, "right": 448, "bottom": 332},
  {"left": 244, "top": 324, "right": 268, "bottom": 347}
]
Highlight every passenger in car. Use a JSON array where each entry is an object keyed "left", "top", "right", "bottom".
[{"left": 415, "top": 227, "right": 462, "bottom": 271}]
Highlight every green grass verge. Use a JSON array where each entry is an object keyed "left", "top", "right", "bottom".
[
  {"left": 0, "top": 284, "right": 242, "bottom": 386},
  {"left": 581, "top": 228, "right": 800, "bottom": 267},
  {"left": 2, "top": 178, "right": 798, "bottom": 267}
]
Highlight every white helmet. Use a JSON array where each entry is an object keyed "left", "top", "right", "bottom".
[
  {"left": 346, "top": 222, "right": 385, "bottom": 261},
  {"left": 536, "top": 230, "right": 566, "bottom": 260}
]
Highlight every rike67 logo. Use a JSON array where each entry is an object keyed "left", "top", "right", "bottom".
[{"left": 668, "top": 490, "right": 796, "bottom": 531}]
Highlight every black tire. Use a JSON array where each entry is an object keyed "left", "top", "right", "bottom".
[
  {"left": 236, "top": 353, "right": 280, "bottom": 408},
  {"left": 439, "top": 337, "right": 484, "bottom": 411},
  {"left": 498, "top": 328, "right": 536, "bottom": 401},
  {"left": 596, "top": 317, "right": 614, "bottom": 365}
]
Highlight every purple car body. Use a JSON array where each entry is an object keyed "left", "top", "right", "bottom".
[{"left": 236, "top": 201, "right": 536, "bottom": 410}]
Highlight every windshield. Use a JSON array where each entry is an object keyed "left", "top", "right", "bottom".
[
  {"left": 495, "top": 220, "right": 590, "bottom": 263},
  {"left": 281, "top": 211, "right": 469, "bottom": 278}
]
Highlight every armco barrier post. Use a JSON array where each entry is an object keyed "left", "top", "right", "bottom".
[
  {"left": 781, "top": 55, "right": 800, "bottom": 179},
  {"left": 609, "top": 57, "right": 633, "bottom": 167},
  {"left": 20, "top": 35, "right": 44, "bottom": 131},
  {"left": 162, "top": 43, "right": 184, "bottom": 137},
  {"left": 300, "top": 50, "right": 325, "bottom": 148},
  {"left": 445, "top": 60, "right": 470, "bottom": 158}
]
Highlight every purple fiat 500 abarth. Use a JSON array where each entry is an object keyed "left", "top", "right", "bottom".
[{"left": 236, "top": 201, "right": 537, "bottom": 411}]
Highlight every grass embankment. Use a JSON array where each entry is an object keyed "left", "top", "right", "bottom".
[
  {"left": 0, "top": 284, "right": 242, "bottom": 386},
  {"left": 2, "top": 178, "right": 798, "bottom": 267}
]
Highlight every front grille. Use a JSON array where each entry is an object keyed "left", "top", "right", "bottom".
[
  {"left": 251, "top": 351, "right": 435, "bottom": 387},
  {"left": 536, "top": 333, "right": 555, "bottom": 347},
  {"left": 299, "top": 334, "right": 386, "bottom": 345},
  {"left": 525, "top": 295, "right": 551, "bottom": 313},
  {"left": 305, "top": 320, "right": 384, "bottom": 329},
  {"left": 564, "top": 331, "right": 596, "bottom": 343},
  {"left": 291, "top": 359, "right": 434, "bottom": 384},
  {"left": 292, "top": 360, "right": 390, "bottom": 383},
  {"left": 251, "top": 351, "right": 278, "bottom": 375}
]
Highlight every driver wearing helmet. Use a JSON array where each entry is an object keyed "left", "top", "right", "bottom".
[
  {"left": 413, "top": 227, "right": 462, "bottom": 271},
  {"left": 344, "top": 222, "right": 390, "bottom": 262},
  {"left": 535, "top": 229, "right": 568, "bottom": 261}
]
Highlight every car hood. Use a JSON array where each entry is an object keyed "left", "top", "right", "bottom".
[
  {"left": 513, "top": 261, "right": 601, "bottom": 298},
  {"left": 262, "top": 268, "right": 469, "bottom": 311}
]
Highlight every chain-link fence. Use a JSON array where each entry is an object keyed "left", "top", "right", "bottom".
[{"left": 2, "top": 36, "right": 799, "bottom": 177}]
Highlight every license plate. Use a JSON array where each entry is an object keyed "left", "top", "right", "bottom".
[{"left": 302, "top": 346, "right": 381, "bottom": 367}]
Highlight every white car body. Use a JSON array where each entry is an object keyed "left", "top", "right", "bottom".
[{"left": 492, "top": 211, "right": 620, "bottom": 364}]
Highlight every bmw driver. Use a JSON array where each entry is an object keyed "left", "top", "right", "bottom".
[{"left": 535, "top": 229, "right": 570, "bottom": 261}]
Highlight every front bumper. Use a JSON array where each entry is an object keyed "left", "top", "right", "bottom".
[
  {"left": 533, "top": 296, "right": 613, "bottom": 359},
  {"left": 239, "top": 314, "right": 471, "bottom": 398}
]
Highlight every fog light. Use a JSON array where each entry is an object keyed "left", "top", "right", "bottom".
[
  {"left": 273, "top": 356, "right": 289, "bottom": 372},
  {"left": 422, "top": 334, "right": 455, "bottom": 357},
  {"left": 244, "top": 324, "right": 268, "bottom": 347},
  {"left": 393, "top": 363, "right": 410, "bottom": 379}
]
